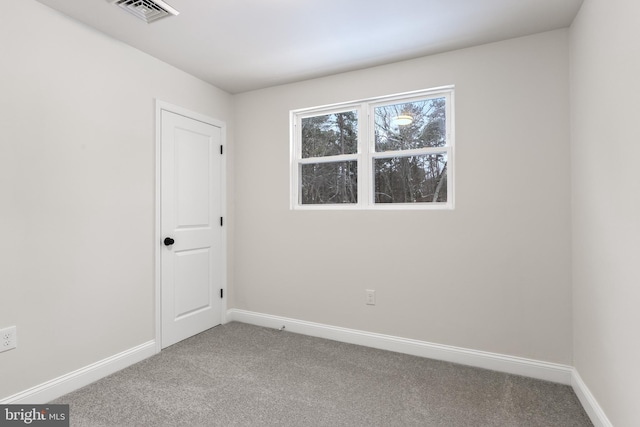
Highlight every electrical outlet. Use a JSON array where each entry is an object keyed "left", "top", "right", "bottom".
[
  {"left": 366, "top": 289, "right": 376, "bottom": 306},
  {"left": 0, "top": 326, "right": 17, "bottom": 353}
]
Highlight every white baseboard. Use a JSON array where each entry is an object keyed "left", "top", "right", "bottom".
[
  {"left": 0, "top": 341, "right": 156, "bottom": 404},
  {"left": 226, "top": 309, "right": 573, "bottom": 385},
  {"left": 1, "top": 313, "right": 608, "bottom": 427},
  {"left": 571, "top": 369, "right": 613, "bottom": 427}
]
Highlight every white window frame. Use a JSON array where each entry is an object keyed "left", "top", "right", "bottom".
[{"left": 290, "top": 86, "right": 454, "bottom": 210}]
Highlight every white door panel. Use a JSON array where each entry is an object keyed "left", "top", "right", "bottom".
[
  {"left": 174, "top": 248, "right": 211, "bottom": 319},
  {"left": 161, "top": 109, "right": 223, "bottom": 348},
  {"left": 175, "top": 127, "right": 211, "bottom": 227}
]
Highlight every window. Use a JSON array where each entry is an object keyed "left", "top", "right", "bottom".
[{"left": 291, "top": 86, "right": 454, "bottom": 209}]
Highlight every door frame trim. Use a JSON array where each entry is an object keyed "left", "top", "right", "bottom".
[{"left": 154, "top": 100, "right": 227, "bottom": 353}]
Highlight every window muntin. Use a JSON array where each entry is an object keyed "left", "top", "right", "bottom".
[{"left": 292, "top": 87, "right": 453, "bottom": 209}]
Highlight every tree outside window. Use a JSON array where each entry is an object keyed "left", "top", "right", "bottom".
[{"left": 291, "top": 87, "right": 454, "bottom": 209}]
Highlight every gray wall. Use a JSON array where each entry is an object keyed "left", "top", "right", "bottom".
[
  {"left": 0, "top": 1, "right": 232, "bottom": 398},
  {"left": 10, "top": 3, "right": 639, "bottom": 424},
  {"left": 570, "top": 0, "right": 640, "bottom": 425},
  {"left": 232, "top": 30, "right": 573, "bottom": 364}
]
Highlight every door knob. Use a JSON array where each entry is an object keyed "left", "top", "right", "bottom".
[{"left": 164, "top": 237, "right": 175, "bottom": 246}]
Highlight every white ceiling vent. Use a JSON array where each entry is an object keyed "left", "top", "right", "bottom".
[{"left": 110, "top": 0, "right": 179, "bottom": 23}]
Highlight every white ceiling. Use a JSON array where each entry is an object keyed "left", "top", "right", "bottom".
[{"left": 37, "top": 0, "right": 583, "bottom": 94}]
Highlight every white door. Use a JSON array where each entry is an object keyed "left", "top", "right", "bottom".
[{"left": 161, "top": 109, "right": 224, "bottom": 349}]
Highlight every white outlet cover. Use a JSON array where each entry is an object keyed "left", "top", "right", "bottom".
[
  {"left": 0, "top": 326, "right": 17, "bottom": 352},
  {"left": 366, "top": 290, "right": 376, "bottom": 305}
]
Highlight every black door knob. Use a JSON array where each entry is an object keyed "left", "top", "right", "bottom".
[{"left": 164, "top": 237, "right": 175, "bottom": 246}]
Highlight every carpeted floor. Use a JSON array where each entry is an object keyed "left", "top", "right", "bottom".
[{"left": 52, "top": 322, "right": 593, "bottom": 426}]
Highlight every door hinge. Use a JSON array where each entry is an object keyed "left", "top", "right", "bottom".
[
  {"left": 220, "top": 217, "right": 223, "bottom": 226},
  {"left": 220, "top": 145, "right": 223, "bottom": 155},
  {"left": 220, "top": 289, "right": 224, "bottom": 298}
]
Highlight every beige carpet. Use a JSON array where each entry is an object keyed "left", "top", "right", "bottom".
[{"left": 53, "top": 322, "right": 592, "bottom": 426}]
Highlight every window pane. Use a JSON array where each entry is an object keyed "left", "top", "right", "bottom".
[
  {"left": 301, "top": 161, "right": 357, "bottom": 204},
  {"left": 374, "top": 98, "right": 446, "bottom": 152},
  {"left": 374, "top": 153, "right": 447, "bottom": 203},
  {"left": 301, "top": 111, "right": 358, "bottom": 158}
]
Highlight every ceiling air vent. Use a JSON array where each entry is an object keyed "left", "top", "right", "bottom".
[{"left": 110, "top": 0, "right": 179, "bottom": 23}]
